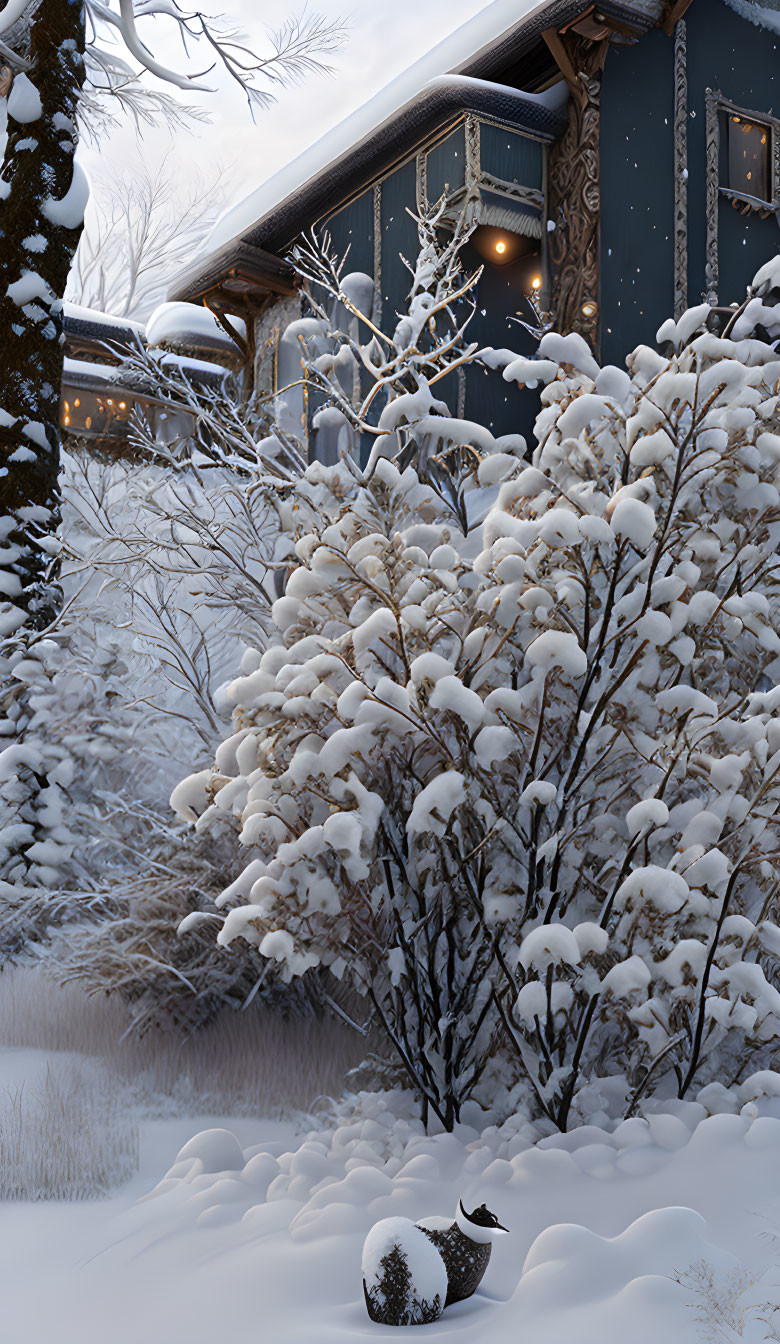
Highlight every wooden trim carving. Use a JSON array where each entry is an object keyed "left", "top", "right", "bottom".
[
  {"left": 478, "top": 172, "right": 544, "bottom": 210},
  {"left": 464, "top": 113, "right": 481, "bottom": 196},
  {"left": 415, "top": 150, "right": 428, "bottom": 213},
  {"left": 546, "top": 31, "right": 608, "bottom": 351},
  {"left": 705, "top": 88, "right": 721, "bottom": 306},
  {"left": 373, "top": 181, "right": 383, "bottom": 326},
  {"left": 703, "top": 89, "right": 780, "bottom": 305},
  {"left": 662, "top": 0, "right": 695, "bottom": 36},
  {"left": 673, "top": 19, "right": 688, "bottom": 318}
]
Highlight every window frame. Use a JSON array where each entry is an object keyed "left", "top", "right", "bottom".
[
  {"left": 704, "top": 88, "right": 780, "bottom": 304},
  {"left": 723, "top": 108, "right": 773, "bottom": 204}
]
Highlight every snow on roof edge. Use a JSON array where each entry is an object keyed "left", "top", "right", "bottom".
[
  {"left": 64, "top": 302, "right": 146, "bottom": 336},
  {"left": 201, "top": 0, "right": 559, "bottom": 260},
  {"left": 146, "top": 301, "right": 246, "bottom": 351},
  {"left": 722, "top": 0, "right": 780, "bottom": 33}
]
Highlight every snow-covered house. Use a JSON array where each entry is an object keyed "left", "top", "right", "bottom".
[
  {"left": 60, "top": 302, "right": 244, "bottom": 450},
  {"left": 170, "top": 0, "right": 780, "bottom": 443}
]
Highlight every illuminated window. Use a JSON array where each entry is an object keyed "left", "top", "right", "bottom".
[{"left": 727, "top": 114, "right": 771, "bottom": 200}]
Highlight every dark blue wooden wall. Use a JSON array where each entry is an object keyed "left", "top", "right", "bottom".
[
  {"left": 686, "top": 1, "right": 779, "bottom": 310},
  {"left": 601, "top": 0, "right": 780, "bottom": 365},
  {"left": 312, "top": 0, "right": 780, "bottom": 456},
  {"left": 322, "top": 121, "right": 545, "bottom": 446},
  {"left": 600, "top": 27, "right": 675, "bottom": 363}
]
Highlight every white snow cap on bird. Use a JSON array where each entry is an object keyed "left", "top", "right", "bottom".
[{"left": 455, "top": 1199, "right": 509, "bottom": 1243}]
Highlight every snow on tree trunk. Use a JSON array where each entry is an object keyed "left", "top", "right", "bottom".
[
  {"left": 0, "top": 0, "right": 86, "bottom": 630},
  {"left": 0, "top": 0, "right": 87, "bottom": 912}
]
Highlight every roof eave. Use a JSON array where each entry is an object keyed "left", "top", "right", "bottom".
[
  {"left": 170, "top": 76, "right": 567, "bottom": 307},
  {"left": 168, "top": 240, "right": 296, "bottom": 309}
]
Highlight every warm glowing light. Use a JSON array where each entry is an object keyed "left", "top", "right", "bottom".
[
  {"left": 581, "top": 300, "right": 598, "bottom": 319},
  {"left": 495, "top": 240, "right": 507, "bottom": 255},
  {"left": 63, "top": 415, "right": 70, "bottom": 426},
  {"left": 85, "top": 416, "right": 92, "bottom": 429},
  {"left": 119, "top": 401, "right": 127, "bottom": 410},
  {"left": 531, "top": 275, "right": 543, "bottom": 292},
  {"left": 74, "top": 398, "right": 80, "bottom": 408},
  {"left": 106, "top": 398, "right": 113, "bottom": 407},
  {"left": 63, "top": 401, "right": 70, "bottom": 412}
]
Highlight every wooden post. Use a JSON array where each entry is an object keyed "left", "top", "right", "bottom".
[{"left": 545, "top": 29, "right": 610, "bottom": 352}]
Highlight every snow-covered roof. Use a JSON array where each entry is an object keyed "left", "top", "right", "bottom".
[
  {"left": 63, "top": 302, "right": 146, "bottom": 344},
  {"left": 171, "top": 0, "right": 668, "bottom": 303},
  {"left": 146, "top": 302, "right": 246, "bottom": 356},
  {"left": 62, "top": 357, "right": 138, "bottom": 395},
  {"left": 723, "top": 0, "right": 780, "bottom": 32},
  {"left": 169, "top": 0, "right": 678, "bottom": 309},
  {"left": 62, "top": 352, "right": 228, "bottom": 397},
  {"left": 202, "top": 0, "right": 569, "bottom": 259}
]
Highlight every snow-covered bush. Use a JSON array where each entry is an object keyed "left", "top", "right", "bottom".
[
  {"left": 178, "top": 251, "right": 780, "bottom": 1132},
  {"left": 0, "top": 440, "right": 307, "bottom": 1030}
]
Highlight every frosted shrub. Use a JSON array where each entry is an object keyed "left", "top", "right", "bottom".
[{"left": 178, "top": 248, "right": 780, "bottom": 1131}]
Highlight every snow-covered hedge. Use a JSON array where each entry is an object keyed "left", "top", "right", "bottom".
[{"left": 177, "top": 253, "right": 780, "bottom": 1132}]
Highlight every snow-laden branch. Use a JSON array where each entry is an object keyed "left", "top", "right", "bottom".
[
  {"left": 112, "top": 0, "right": 211, "bottom": 91},
  {"left": 0, "top": 0, "right": 31, "bottom": 38},
  {"left": 175, "top": 247, "right": 780, "bottom": 1132},
  {"left": 80, "top": 1, "right": 348, "bottom": 112}
]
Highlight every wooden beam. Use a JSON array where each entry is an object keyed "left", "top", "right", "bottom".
[
  {"left": 206, "top": 303, "right": 249, "bottom": 361},
  {"left": 594, "top": 12, "right": 643, "bottom": 40},
  {"left": 542, "top": 26, "right": 584, "bottom": 105},
  {"left": 662, "top": 0, "right": 695, "bottom": 35},
  {"left": 558, "top": 3, "right": 595, "bottom": 33}
]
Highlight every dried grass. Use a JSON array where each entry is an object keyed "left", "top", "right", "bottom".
[
  {"left": 0, "top": 966, "right": 366, "bottom": 1118},
  {"left": 0, "top": 1060, "right": 138, "bottom": 1200}
]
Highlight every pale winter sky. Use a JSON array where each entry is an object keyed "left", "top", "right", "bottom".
[{"left": 86, "top": 0, "right": 488, "bottom": 234}]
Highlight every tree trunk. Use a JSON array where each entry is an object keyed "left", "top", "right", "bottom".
[
  {"left": 0, "top": 1, "right": 86, "bottom": 903},
  {"left": 0, "top": 0, "right": 87, "bottom": 631}
]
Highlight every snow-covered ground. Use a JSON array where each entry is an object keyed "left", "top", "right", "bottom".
[{"left": 4, "top": 1034, "right": 780, "bottom": 1344}]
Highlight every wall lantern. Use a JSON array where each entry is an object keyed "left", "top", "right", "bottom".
[{"left": 471, "top": 224, "right": 539, "bottom": 269}]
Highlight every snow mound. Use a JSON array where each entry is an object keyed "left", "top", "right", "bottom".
[
  {"left": 146, "top": 302, "right": 246, "bottom": 353},
  {"left": 144, "top": 1087, "right": 780, "bottom": 1252},
  {"left": 89, "top": 1088, "right": 780, "bottom": 1344},
  {"left": 173, "top": 1128, "right": 246, "bottom": 1174},
  {"left": 361, "top": 1216, "right": 447, "bottom": 1323},
  {"left": 516, "top": 1207, "right": 741, "bottom": 1344}
]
